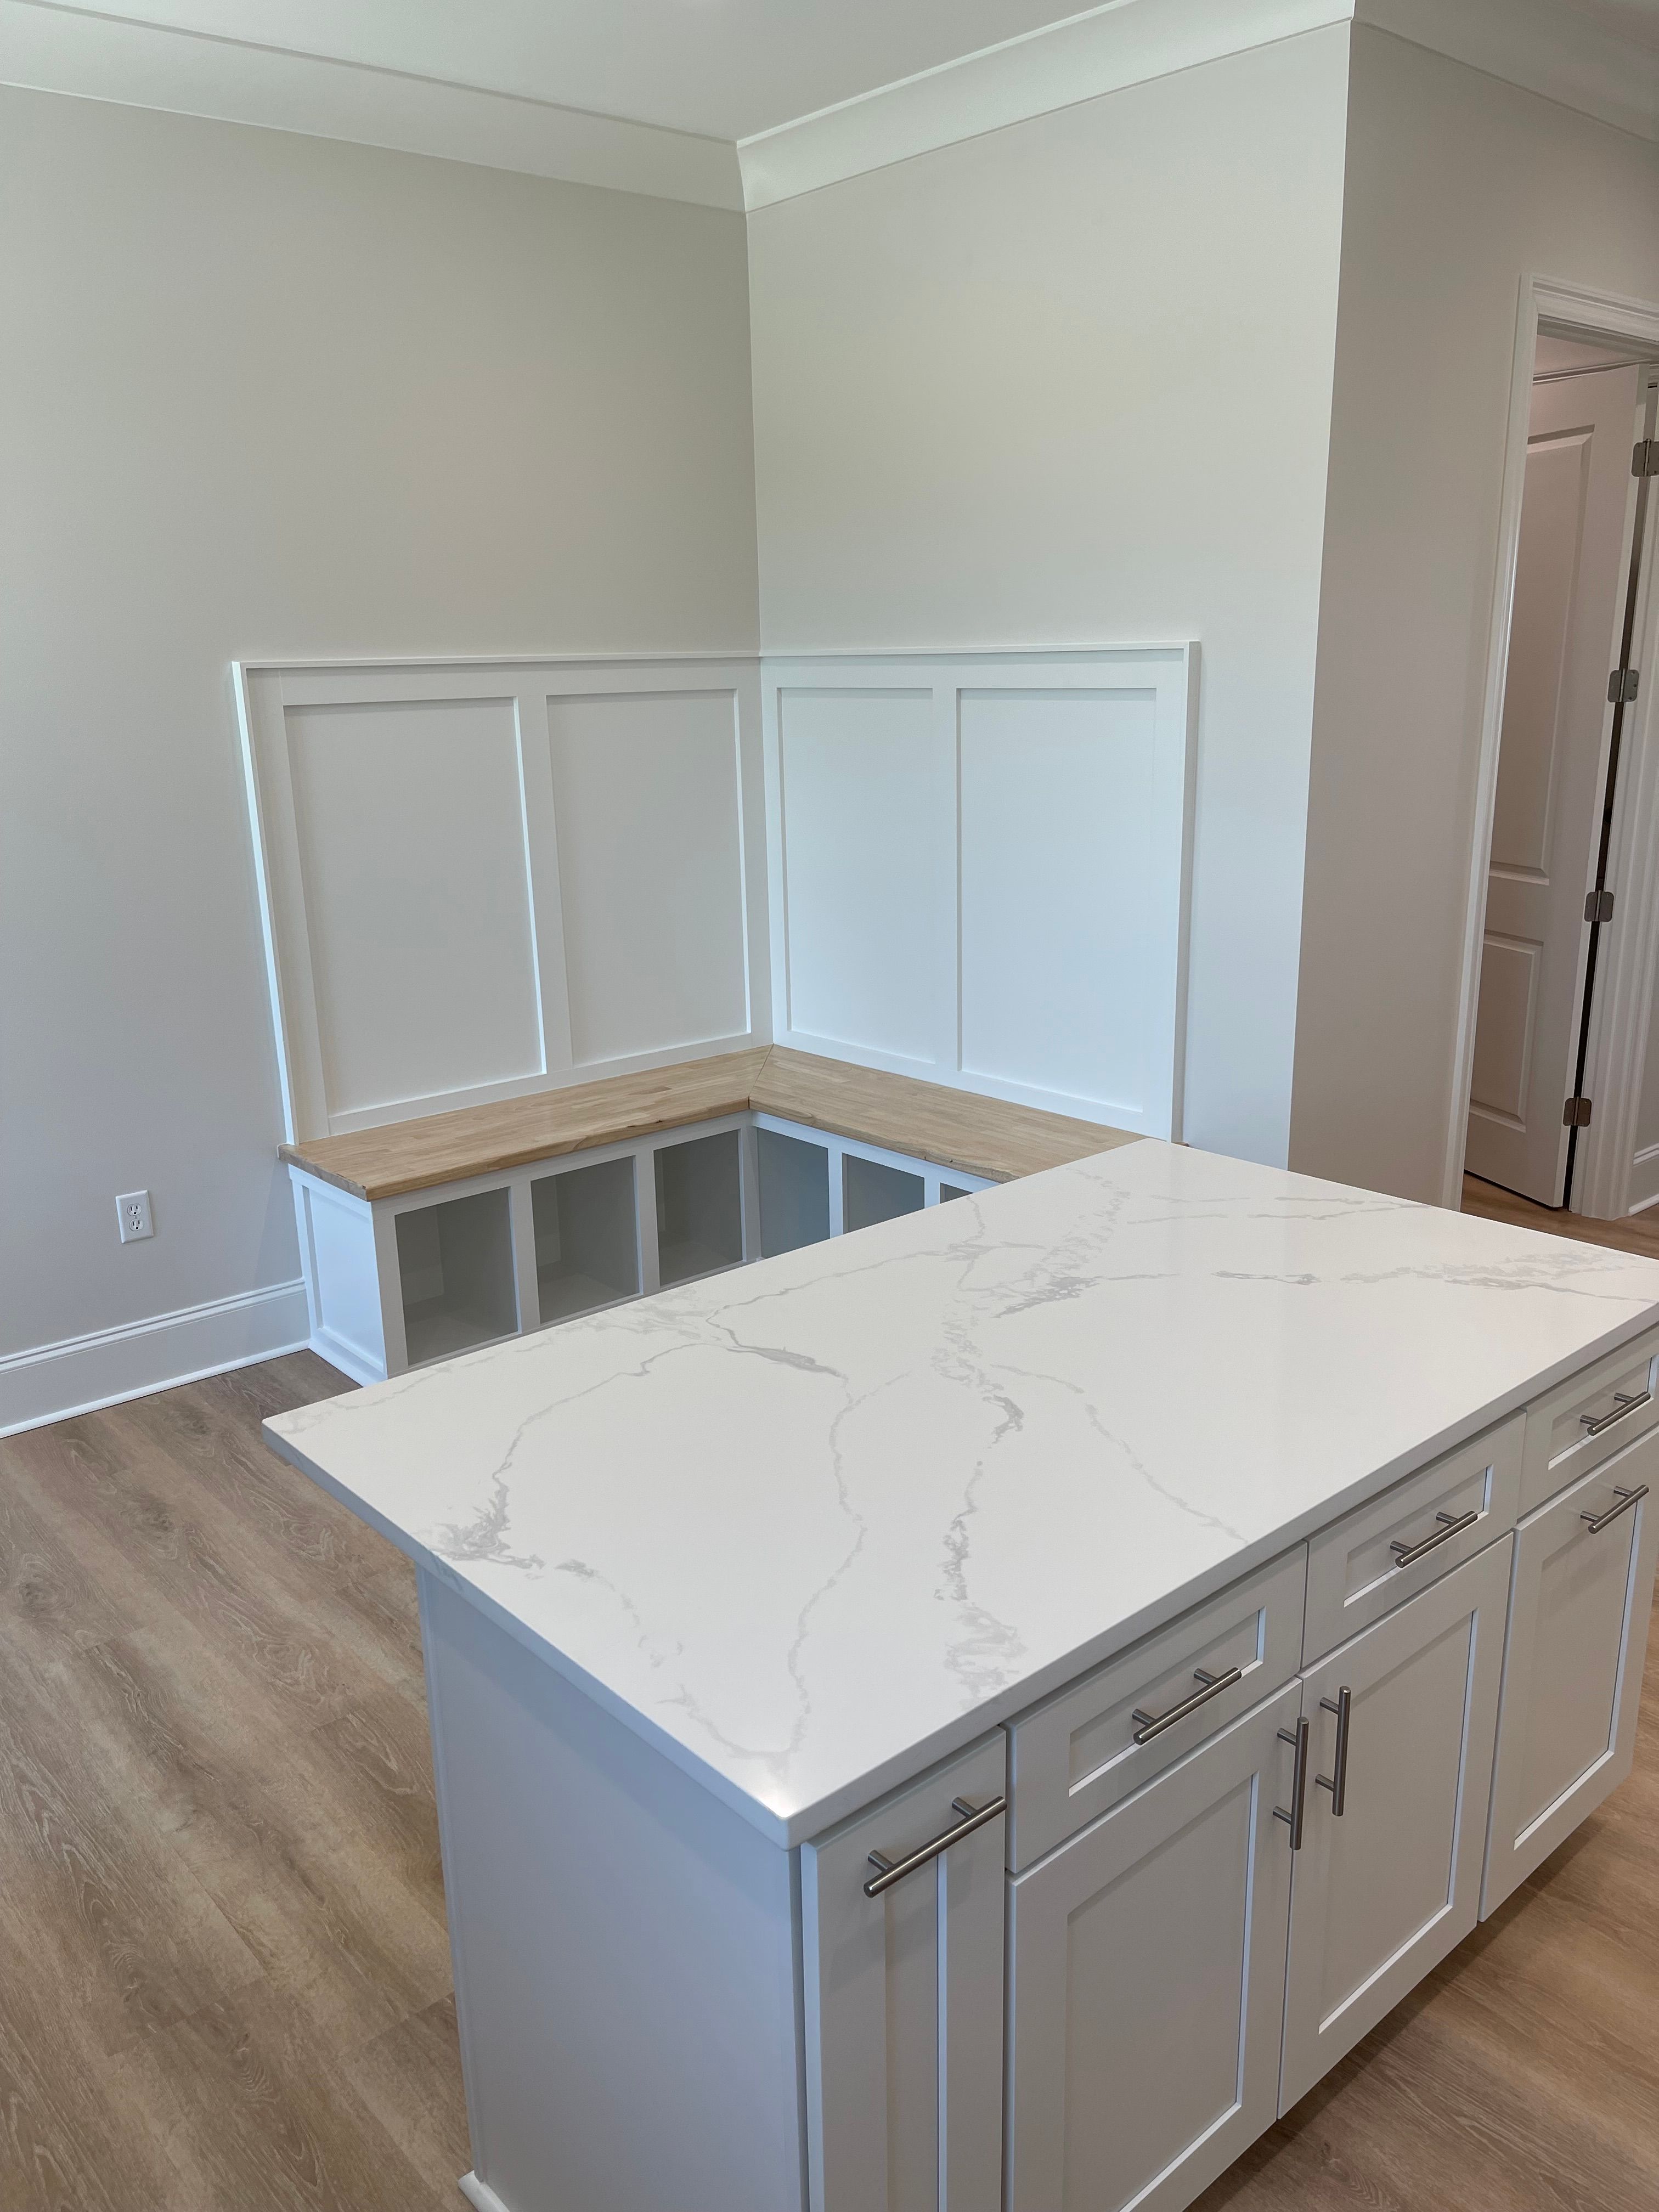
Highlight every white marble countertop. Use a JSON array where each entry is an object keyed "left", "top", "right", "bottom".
[{"left": 266, "top": 1139, "right": 1659, "bottom": 1846}]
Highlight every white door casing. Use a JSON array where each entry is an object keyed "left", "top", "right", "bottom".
[{"left": 1466, "top": 366, "right": 1642, "bottom": 1203}]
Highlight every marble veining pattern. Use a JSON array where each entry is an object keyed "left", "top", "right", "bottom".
[{"left": 266, "top": 1140, "right": 1659, "bottom": 1843}]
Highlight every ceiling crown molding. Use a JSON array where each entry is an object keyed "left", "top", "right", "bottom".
[
  {"left": 0, "top": 0, "right": 745, "bottom": 210},
  {"left": 738, "top": 0, "right": 1658, "bottom": 212}
]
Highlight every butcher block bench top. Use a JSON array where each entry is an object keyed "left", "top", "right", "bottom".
[{"left": 279, "top": 1047, "right": 1141, "bottom": 1203}]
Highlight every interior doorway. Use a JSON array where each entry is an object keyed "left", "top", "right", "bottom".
[{"left": 1460, "top": 307, "right": 1659, "bottom": 1217}]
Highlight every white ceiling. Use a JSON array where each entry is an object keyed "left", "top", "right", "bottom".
[{"left": 31, "top": 0, "right": 1101, "bottom": 143}]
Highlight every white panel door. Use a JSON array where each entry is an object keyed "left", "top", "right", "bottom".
[
  {"left": 1006, "top": 1685, "right": 1300, "bottom": 2212},
  {"left": 1467, "top": 365, "right": 1641, "bottom": 1203},
  {"left": 774, "top": 685, "right": 949, "bottom": 1068},
  {"left": 546, "top": 688, "right": 750, "bottom": 1066},
  {"left": 802, "top": 1735, "right": 1006, "bottom": 2212},
  {"left": 286, "top": 695, "right": 545, "bottom": 1119},
  {"left": 959, "top": 688, "right": 1161, "bottom": 1119},
  {"left": 1482, "top": 1425, "right": 1659, "bottom": 1915},
  {"left": 1280, "top": 1539, "right": 1510, "bottom": 2111}
]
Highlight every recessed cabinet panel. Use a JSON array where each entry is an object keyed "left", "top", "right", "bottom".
[
  {"left": 654, "top": 1130, "right": 744, "bottom": 1287},
  {"left": 758, "top": 1127, "right": 832, "bottom": 1258},
  {"left": 1483, "top": 1426, "right": 1659, "bottom": 1915},
  {"left": 803, "top": 1735, "right": 1006, "bottom": 2212},
  {"left": 1280, "top": 1539, "right": 1511, "bottom": 2112},
  {"left": 938, "top": 1183, "right": 972, "bottom": 1205},
  {"left": 395, "top": 1188, "right": 518, "bottom": 1368},
  {"left": 1008, "top": 1686, "right": 1299, "bottom": 2212},
  {"left": 531, "top": 1156, "right": 639, "bottom": 1323},
  {"left": 844, "top": 1154, "right": 926, "bottom": 1233}
]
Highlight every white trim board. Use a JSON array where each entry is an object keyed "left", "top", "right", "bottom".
[
  {"left": 236, "top": 654, "right": 771, "bottom": 1144},
  {"left": 739, "top": 0, "right": 1659, "bottom": 212},
  {"left": 761, "top": 645, "right": 1195, "bottom": 1141},
  {"left": 0, "top": 0, "right": 743, "bottom": 210},
  {"left": 0, "top": 1279, "right": 310, "bottom": 1436}
]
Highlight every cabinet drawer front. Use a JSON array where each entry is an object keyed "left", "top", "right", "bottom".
[
  {"left": 1302, "top": 1414, "right": 1521, "bottom": 1664},
  {"left": 1007, "top": 1549, "right": 1307, "bottom": 1870},
  {"left": 802, "top": 1734, "right": 1006, "bottom": 2212},
  {"left": 1482, "top": 1425, "right": 1659, "bottom": 1917},
  {"left": 1281, "top": 1538, "right": 1511, "bottom": 2113},
  {"left": 1519, "top": 1327, "right": 1659, "bottom": 1516},
  {"left": 1007, "top": 1684, "right": 1300, "bottom": 2212}
]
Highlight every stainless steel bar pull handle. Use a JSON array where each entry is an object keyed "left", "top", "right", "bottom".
[
  {"left": 864, "top": 1793, "right": 1007, "bottom": 1898},
  {"left": 1131, "top": 1663, "right": 1244, "bottom": 1745},
  {"left": 1391, "top": 1506, "right": 1479, "bottom": 1568},
  {"left": 1316, "top": 1686, "right": 1352, "bottom": 1817},
  {"left": 1581, "top": 1483, "right": 1649, "bottom": 1535},
  {"left": 1273, "top": 1717, "right": 1310, "bottom": 1850},
  {"left": 1580, "top": 1389, "right": 1651, "bottom": 1438}
]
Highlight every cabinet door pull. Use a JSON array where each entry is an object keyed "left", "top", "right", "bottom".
[
  {"left": 1315, "top": 1686, "right": 1352, "bottom": 1816},
  {"left": 1273, "top": 1717, "right": 1310, "bottom": 1850},
  {"left": 1390, "top": 1507, "right": 1479, "bottom": 1568},
  {"left": 864, "top": 1793, "right": 1007, "bottom": 1897},
  {"left": 1579, "top": 1389, "right": 1651, "bottom": 1437},
  {"left": 1581, "top": 1483, "right": 1649, "bottom": 1534},
  {"left": 1131, "top": 1664, "right": 1244, "bottom": 1745}
]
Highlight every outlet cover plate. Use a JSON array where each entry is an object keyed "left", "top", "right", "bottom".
[{"left": 117, "top": 1189, "right": 154, "bottom": 1243}]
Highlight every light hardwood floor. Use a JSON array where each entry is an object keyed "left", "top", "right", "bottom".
[{"left": 2, "top": 1305, "right": 1656, "bottom": 2210}]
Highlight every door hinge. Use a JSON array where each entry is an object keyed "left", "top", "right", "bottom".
[
  {"left": 1585, "top": 888, "right": 1616, "bottom": 924},
  {"left": 1609, "top": 668, "right": 1641, "bottom": 705},
  {"left": 1635, "top": 439, "right": 1659, "bottom": 478},
  {"left": 1564, "top": 1096, "right": 1594, "bottom": 1128}
]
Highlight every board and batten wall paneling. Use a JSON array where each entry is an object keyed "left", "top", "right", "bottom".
[
  {"left": 762, "top": 649, "right": 1195, "bottom": 1139},
  {"left": 239, "top": 657, "right": 768, "bottom": 1142}
]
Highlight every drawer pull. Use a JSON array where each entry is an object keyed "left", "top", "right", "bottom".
[
  {"left": 1273, "top": 1717, "right": 1310, "bottom": 1850},
  {"left": 1580, "top": 1389, "right": 1651, "bottom": 1438},
  {"left": 1390, "top": 1507, "right": 1479, "bottom": 1568},
  {"left": 1131, "top": 1664, "right": 1244, "bottom": 1745},
  {"left": 864, "top": 1793, "right": 1007, "bottom": 1897},
  {"left": 1581, "top": 1483, "right": 1649, "bottom": 1535},
  {"left": 1316, "top": 1686, "right": 1352, "bottom": 1816}
]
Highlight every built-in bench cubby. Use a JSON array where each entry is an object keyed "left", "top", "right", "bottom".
[
  {"left": 396, "top": 1188, "right": 519, "bottom": 1368},
  {"left": 654, "top": 1129, "right": 745, "bottom": 1287},
  {"left": 531, "top": 1155, "right": 640, "bottom": 1323},
  {"left": 283, "top": 1049, "right": 1128, "bottom": 1385}
]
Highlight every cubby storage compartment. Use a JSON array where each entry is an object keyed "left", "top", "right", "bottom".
[
  {"left": 939, "top": 1182, "right": 974, "bottom": 1204},
  {"left": 395, "top": 1188, "right": 518, "bottom": 1367},
  {"left": 654, "top": 1129, "right": 744, "bottom": 1286},
  {"left": 843, "top": 1153, "right": 926, "bottom": 1233},
  {"left": 757, "top": 1126, "right": 831, "bottom": 1258},
  {"left": 531, "top": 1156, "right": 639, "bottom": 1323}
]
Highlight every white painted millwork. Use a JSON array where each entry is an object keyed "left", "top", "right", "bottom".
[
  {"left": 803, "top": 1735, "right": 1006, "bottom": 2212},
  {"left": 1279, "top": 1539, "right": 1511, "bottom": 2109},
  {"left": 1007, "top": 1684, "right": 1301, "bottom": 2212},
  {"left": 1466, "top": 365, "right": 1644, "bottom": 1204},
  {"left": 269, "top": 1139, "right": 1659, "bottom": 2212},
  {"left": 238, "top": 657, "right": 768, "bottom": 1142},
  {"left": 1483, "top": 1425, "right": 1659, "bottom": 1915},
  {"left": 761, "top": 649, "right": 1195, "bottom": 1139}
]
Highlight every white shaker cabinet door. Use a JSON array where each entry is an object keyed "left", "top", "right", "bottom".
[
  {"left": 1280, "top": 1538, "right": 1511, "bottom": 2111},
  {"left": 1482, "top": 1425, "right": 1659, "bottom": 1917},
  {"left": 802, "top": 1734, "right": 1007, "bottom": 2212},
  {"left": 1006, "top": 1684, "right": 1302, "bottom": 2212}
]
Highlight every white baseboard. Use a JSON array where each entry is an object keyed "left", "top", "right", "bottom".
[
  {"left": 458, "top": 2174, "right": 514, "bottom": 2212},
  {"left": 0, "top": 1279, "right": 311, "bottom": 1437}
]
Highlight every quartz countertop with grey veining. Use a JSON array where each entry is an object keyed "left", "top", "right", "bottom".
[{"left": 264, "top": 1139, "right": 1659, "bottom": 1845}]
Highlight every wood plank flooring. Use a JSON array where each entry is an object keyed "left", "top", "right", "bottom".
[{"left": 2, "top": 1311, "right": 1656, "bottom": 2210}]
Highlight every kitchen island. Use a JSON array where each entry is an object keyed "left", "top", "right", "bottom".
[{"left": 266, "top": 1135, "right": 1659, "bottom": 2212}]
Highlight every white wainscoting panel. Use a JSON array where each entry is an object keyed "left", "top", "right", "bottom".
[
  {"left": 238, "top": 657, "right": 766, "bottom": 1142},
  {"left": 549, "top": 690, "right": 751, "bottom": 1069},
  {"left": 762, "top": 649, "right": 1195, "bottom": 1138}
]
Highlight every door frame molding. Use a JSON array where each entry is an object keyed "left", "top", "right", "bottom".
[{"left": 1444, "top": 273, "right": 1659, "bottom": 1216}]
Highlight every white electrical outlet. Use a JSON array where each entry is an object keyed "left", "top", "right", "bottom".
[{"left": 116, "top": 1189, "right": 154, "bottom": 1243}]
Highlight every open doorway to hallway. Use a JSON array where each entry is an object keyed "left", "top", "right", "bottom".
[{"left": 1464, "top": 320, "right": 1659, "bottom": 1222}]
